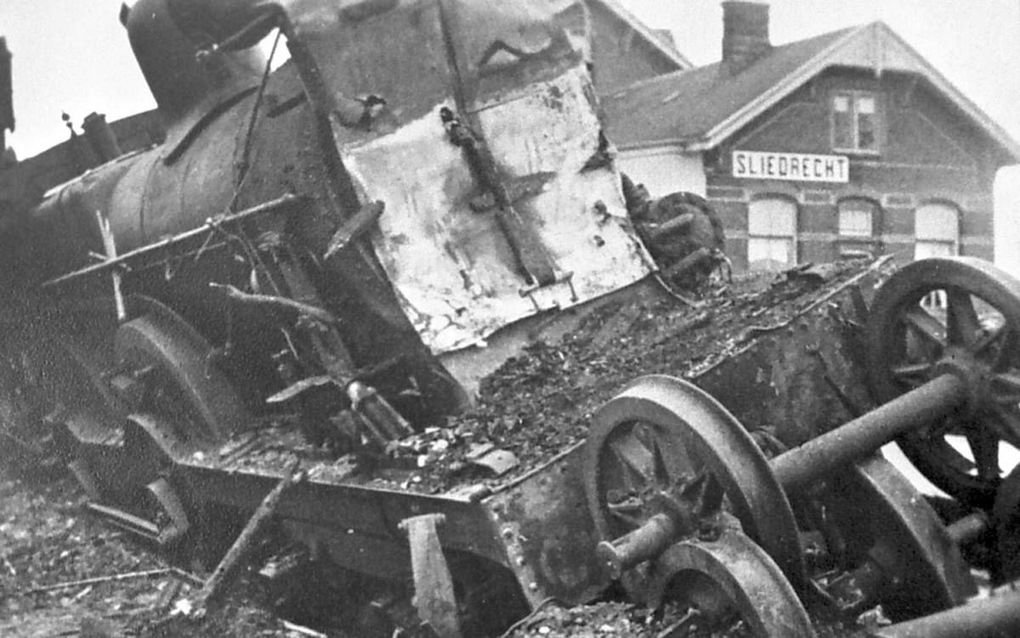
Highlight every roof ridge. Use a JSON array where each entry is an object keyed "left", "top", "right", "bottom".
[{"left": 588, "top": 0, "right": 692, "bottom": 69}]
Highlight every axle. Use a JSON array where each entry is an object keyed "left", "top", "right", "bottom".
[
  {"left": 771, "top": 373, "right": 967, "bottom": 492},
  {"left": 871, "top": 584, "right": 1020, "bottom": 638},
  {"left": 601, "top": 372, "right": 970, "bottom": 578}
]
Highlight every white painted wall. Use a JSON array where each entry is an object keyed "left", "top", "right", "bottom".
[
  {"left": 617, "top": 147, "right": 706, "bottom": 197},
  {"left": 995, "top": 165, "right": 1020, "bottom": 277}
]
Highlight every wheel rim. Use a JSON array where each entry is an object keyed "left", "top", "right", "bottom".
[
  {"left": 647, "top": 529, "right": 816, "bottom": 638},
  {"left": 813, "top": 455, "right": 974, "bottom": 619},
  {"left": 867, "top": 257, "right": 1020, "bottom": 506},
  {"left": 585, "top": 375, "right": 806, "bottom": 595},
  {"left": 115, "top": 313, "right": 249, "bottom": 446},
  {"left": 32, "top": 337, "right": 123, "bottom": 448}
]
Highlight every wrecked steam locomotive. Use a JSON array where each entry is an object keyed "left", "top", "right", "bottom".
[{"left": 3, "top": 1, "right": 1020, "bottom": 636}]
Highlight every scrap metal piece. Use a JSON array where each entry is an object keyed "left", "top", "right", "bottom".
[
  {"left": 440, "top": 106, "right": 557, "bottom": 287},
  {"left": 146, "top": 477, "right": 190, "bottom": 545},
  {"left": 266, "top": 375, "right": 333, "bottom": 404},
  {"left": 324, "top": 200, "right": 384, "bottom": 259},
  {"left": 399, "top": 513, "right": 462, "bottom": 638},
  {"left": 466, "top": 447, "right": 518, "bottom": 477}
]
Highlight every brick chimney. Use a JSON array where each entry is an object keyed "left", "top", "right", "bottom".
[{"left": 722, "top": 1, "right": 771, "bottom": 74}]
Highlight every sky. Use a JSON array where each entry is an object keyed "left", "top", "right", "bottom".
[{"left": 2, "top": 0, "right": 1019, "bottom": 270}]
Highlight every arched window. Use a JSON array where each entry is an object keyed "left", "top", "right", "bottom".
[
  {"left": 837, "top": 197, "right": 879, "bottom": 258},
  {"left": 838, "top": 198, "right": 876, "bottom": 238},
  {"left": 747, "top": 197, "right": 797, "bottom": 271},
  {"left": 914, "top": 202, "right": 959, "bottom": 259}
]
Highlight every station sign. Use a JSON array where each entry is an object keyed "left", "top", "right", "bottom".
[{"left": 732, "top": 150, "right": 849, "bottom": 183}]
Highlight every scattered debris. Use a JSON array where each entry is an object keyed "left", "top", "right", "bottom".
[
  {"left": 195, "top": 463, "right": 306, "bottom": 613},
  {"left": 25, "top": 569, "right": 173, "bottom": 595}
]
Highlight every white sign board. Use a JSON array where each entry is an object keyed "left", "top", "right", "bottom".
[{"left": 732, "top": 150, "right": 849, "bottom": 183}]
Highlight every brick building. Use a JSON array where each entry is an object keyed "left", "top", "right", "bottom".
[
  {"left": 603, "top": 2, "right": 1020, "bottom": 271},
  {"left": 585, "top": 0, "right": 691, "bottom": 95}
]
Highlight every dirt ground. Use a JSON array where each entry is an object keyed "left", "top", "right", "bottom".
[
  {"left": 0, "top": 464, "right": 295, "bottom": 638},
  {"left": 0, "top": 460, "right": 872, "bottom": 637}
]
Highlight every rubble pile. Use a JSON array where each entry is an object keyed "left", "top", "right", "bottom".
[{"left": 398, "top": 262, "right": 869, "bottom": 492}]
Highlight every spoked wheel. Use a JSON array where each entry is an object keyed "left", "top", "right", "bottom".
[
  {"left": 867, "top": 257, "right": 1020, "bottom": 506},
  {"left": 584, "top": 375, "right": 805, "bottom": 598},
  {"left": 114, "top": 312, "right": 250, "bottom": 448},
  {"left": 646, "top": 526, "right": 815, "bottom": 638}
]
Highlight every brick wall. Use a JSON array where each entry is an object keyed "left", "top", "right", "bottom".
[{"left": 703, "top": 69, "right": 1000, "bottom": 271}]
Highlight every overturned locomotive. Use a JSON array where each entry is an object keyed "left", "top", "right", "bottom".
[{"left": 4, "top": 1, "right": 1020, "bottom": 637}]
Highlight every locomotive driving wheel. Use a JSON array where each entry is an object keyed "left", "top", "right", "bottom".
[
  {"left": 645, "top": 526, "right": 815, "bottom": 638},
  {"left": 583, "top": 375, "right": 806, "bottom": 598},
  {"left": 113, "top": 310, "right": 249, "bottom": 446},
  {"left": 867, "top": 257, "right": 1020, "bottom": 507}
]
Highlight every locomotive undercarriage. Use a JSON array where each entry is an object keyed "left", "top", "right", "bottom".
[{"left": 0, "top": 252, "right": 999, "bottom": 637}]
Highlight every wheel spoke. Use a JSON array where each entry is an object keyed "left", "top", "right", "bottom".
[
  {"left": 607, "top": 431, "right": 657, "bottom": 487},
  {"left": 901, "top": 306, "right": 947, "bottom": 349},
  {"left": 966, "top": 427, "right": 1000, "bottom": 481},
  {"left": 990, "top": 327, "right": 1019, "bottom": 371},
  {"left": 992, "top": 371, "right": 1020, "bottom": 405},
  {"left": 974, "top": 324, "right": 1007, "bottom": 356},
  {"left": 987, "top": 405, "right": 1020, "bottom": 445},
  {"left": 945, "top": 288, "right": 981, "bottom": 348},
  {"left": 891, "top": 361, "right": 935, "bottom": 385}
]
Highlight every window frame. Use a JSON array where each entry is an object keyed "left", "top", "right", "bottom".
[
  {"left": 747, "top": 196, "right": 799, "bottom": 272},
  {"left": 831, "top": 90, "right": 882, "bottom": 155},
  {"left": 836, "top": 197, "right": 881, "bottom": 258},
  {"left": 914, "top": 201, "right": 960, "bottom": 260}
]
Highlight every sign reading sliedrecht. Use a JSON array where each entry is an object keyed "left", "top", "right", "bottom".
[{"left": 732, "top": 151, "right": 849, "bottom": 183}]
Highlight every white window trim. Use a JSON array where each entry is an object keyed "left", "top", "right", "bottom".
[
  {"left": 831, "top": 90, "right": 881, "bottom": 155},
  {"left": 747, "top": 197, "right": 799, "bottom": 271}
]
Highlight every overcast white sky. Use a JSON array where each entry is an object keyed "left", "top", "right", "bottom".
[{"left": 2, "top": 0, "right": 1019, "bottom": 269}]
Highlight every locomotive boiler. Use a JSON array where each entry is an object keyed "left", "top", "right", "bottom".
[{"left": 7, "top": 0, "right": 667, "bottom": 448}]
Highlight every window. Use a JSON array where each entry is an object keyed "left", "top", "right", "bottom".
[
  {"left": 838, "top": 199, "right": 875, "bottom": 238},
  {"left": 915, "top": 202, "right": 959, "bottom": 309},
  {"left": 914, "top": 202, "right": 959, "bottom": 260},
  {"left": 748, "top": 197, "right": 797, "bottom": 271},
  {"left": 832, "top": 91, "right": 879, "bottom": 153}
]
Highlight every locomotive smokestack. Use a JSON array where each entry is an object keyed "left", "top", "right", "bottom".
[
  {"left": 721, "top": 1, "right": 771, "bottom": 75},
  {"left": 125, "top": 0, "right": 266, "bottom": 122}
]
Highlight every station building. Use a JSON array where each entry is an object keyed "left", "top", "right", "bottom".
[{"left": 602, "top": 2, "right": 1020, "bottom": 271}]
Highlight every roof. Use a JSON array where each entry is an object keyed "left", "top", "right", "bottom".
[
  {"left": 588, "top": 0, "right": 692, "bottom": 70},
  {"left": 604, "top": 21, "right": 1020, "bottom": 163}
]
